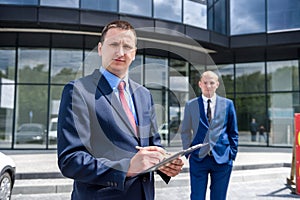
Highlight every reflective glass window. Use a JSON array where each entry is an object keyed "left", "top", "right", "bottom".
[
  {"left": 15, "top": 85, "right": 48, "bottom": 149},
  {"left": 0, "top": 0, "right": 37, "bottom": 5},
  {"left": 18, "top": 48, "right": 49, "bottom": 84},
  {"left": 51, "top": 49, "right": 83, "bottom": 84},
  {"left": 235, "top": 93, "right": 267, "bottom": 145},
  {"left": 230, "top": 0, "right": 265, "bottom": 35},
  {"left": 145, "top": 56, "right": 168, "bottom": 88},
  {"left": 267, "top": 60, "right": 299, "bottom": 92},
  {"left": 268, "top": 0, "right": 300, "bottom": 32},
  {"left": 40, "top": 0, "right": 79, "bottom": 8},
  {"left": 80, "top": 0, "right": 117, "bottom": 12},
  {"left": 120, "top": 0, "right": 152, "bottom": 17},
  {"left": 218, "top": 64, "right": 234, "bottom": 94},
  {"left": 48, "top": 85, "right": 64, "bottom": 147},
  {"left": 154, "top": 0, "right": 182, "bottom": 22},
  {"left": 235, "top": 62, "right": 265, "bottom": 93},
  {"left": 129, "top": 55, "right": 143, "bottom": 84},
  {"left": 0, "top": 48, "right": 15, "bottom": 80},
  {"left": 268, "top": 93, "right": 295, "bottom": 146},
  {"left": 214, "top": 0, "right": 227, "bottom": 35},
  {"left": 184, "top": 0, "right": 207, "bottom": 29}
]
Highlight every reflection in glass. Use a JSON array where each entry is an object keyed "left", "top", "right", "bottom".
[
  {"left": 18, "top": 48, "right": 49, "bottom": 84},
  {"left": 268, "top": 93, "right": 294, "bottom": 146},
  {"left": 235, "top": 93, "right": 267, "bottom": 144},
  {"left": 40, "top": 0, "right": 79, "bottom": 8},
  {"left": 235, "top": 62, "right": 265, "bottom": 93},
  {"left": 230, "top": 0, "right": 265, "bottom": 35},
  {"left": 184, "top": 0, "right": 207, "bottom": 29},
  {"left": 145, "top": 56, "right": 168, "bottom": 88},
  {"left": 15, "top": 85, "right": 48, "bottom": 148},
  {"left": 120, "top": 0, "right": 151, "bottom": 17},
  {"left": 48, "top": 85, "right": 64, "bottom": 147},
  {"left": 218, "top": 64, "right": 234, "bottom": 94},
  {"left": 0, "top": 0, "right": 38, "bottom": 5},
  {"left": 267, "top": 60, "right": 298, "bottom": 92},
  {"left": 268, "top": 0, "right": 300, "bottom": 32},
  {"left": 51, "top": 49, "right": 83, "bottom": 84},
  {"left": 0, "top": 81, "right": 14, "bottom": 148},
  {"left": 80, "top": 0, "right": 117, "bottom": 12},
  {"left": 0, "top": 48, "right": 15, "bottom": 80},
  {"left": 168, "top": 59, "right": 189, "bottom": 146},
  {"left": 154, "top": 0, "right": 182, "bottom": 22},
  {"left": 129, "top": 55, "right": 143, "bottom": 84}
]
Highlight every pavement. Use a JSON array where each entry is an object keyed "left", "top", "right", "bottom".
[{"left": 2, "top": 145, "right": 299, "bottom": 199}]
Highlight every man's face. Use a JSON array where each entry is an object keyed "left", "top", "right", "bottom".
[
  {"left": 198, "top": 73, "right": 219, "bottom": 98},
  {"left": 98, "top": 28, "right": 136, "bottom": 78}
]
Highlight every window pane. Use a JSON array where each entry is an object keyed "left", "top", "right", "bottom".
[
  {"left": 267, "top": 60, "right": 298, "bottom": 92},
  {"left": 168, "top": 59, "right": 189, "bottom": 146},
  {"left": 48, "top": 85, "right": 64, "bottom": 147},
  {"left": 120, "top": 0, "right": 152, "bottom": 17},
  {"left": 18, "top": 48, "right": 49, "bottom": 84},
  {"left": 214, "top": 0, "right": 227, "bottom": 35},
  {"left": 51, "top": 49, "right": 83, "bottom": 84},
  {"left": 184, "top": 0, "right": 207, "bottom": 29},
  {"left": 145, "top": 56, "right": 168, "bottom": 88},
  {"left": 230, "top": 0, "right": 265, "bottom": 35},
  {"left": 268, "top": 93, "right": 295, "bottom": 146},
  {"left": 129, "top": 55, "right": 143, "bottom": 84},
  {"left": 80, "top": 0, "right": 117, "bottom": 12},
  {"left": 268, "top": 0, "right": 300, "bottom": 32},
  {"left": 40, "top": 0, "right": 79, "bottom": 8},
  {"left": 15, "top": 85, "right": 48, "bottom": 149},
  {"left": 218, "top": 64, "right": 234, "bottom": 94},
  {"left": 0, "top": 0, "right": 37, "bottom": 5},
  {"left": 0, "top": 82, "right": 14, "bottom": 148},
  {"left": 0, "top": 48, "right": 15, "bottom": 80},
  {"left": 235, "top": 62, "right": 265, "bottom": 93},
  {"left": 154, "top": 0, "right": 182, "bottom": 22},
  {"left": 235, "top": 93, "right": 267, "bottom": 145}
]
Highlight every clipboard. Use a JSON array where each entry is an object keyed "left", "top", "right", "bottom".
[{"left": 139, "top": 143, "right": 208, "bottom": 175}]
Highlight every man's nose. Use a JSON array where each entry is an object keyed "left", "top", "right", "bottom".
[{"left": 115, "top": 45, "right": 125, "bottom": 56}]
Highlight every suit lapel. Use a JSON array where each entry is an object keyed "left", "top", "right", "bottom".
[{"left": 92, "top": 70, "right": 137, "bottom": 137}]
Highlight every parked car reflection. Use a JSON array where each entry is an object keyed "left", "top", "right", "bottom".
[
  {"left": 48, "top": 118, "right": 57, "bottom": 144},
  {"left": 16, "top": 123, "right": 46, "bottom": 144},
  {"left": 0, "top": 152, "right": 16, "bottom": 200}
]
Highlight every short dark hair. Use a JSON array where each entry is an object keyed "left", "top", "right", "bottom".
[{"left": 100, "top": 20, "right": 137, "bottom": 44}]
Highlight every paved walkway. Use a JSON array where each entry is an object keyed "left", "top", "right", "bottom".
[{"left": 2, "top": 146, "right": 299, "bottom": 199}]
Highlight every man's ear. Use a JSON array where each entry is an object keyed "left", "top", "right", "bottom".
[{"left": 98, "top": 42, "right": 102, "bottom": 56}]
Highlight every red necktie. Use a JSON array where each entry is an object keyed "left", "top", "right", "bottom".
[{"left": 118, "top": 81, "right": 137, "bottom": 136}]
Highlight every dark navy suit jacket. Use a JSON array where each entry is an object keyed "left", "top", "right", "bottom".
[
  {"left": 57, "top": 69, "right": 169, "bottom": 200},
  {"left": 181, "top": 95, "right": 239, "bottom": 165}
]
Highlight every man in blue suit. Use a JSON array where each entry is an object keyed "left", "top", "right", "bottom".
[
  {"left": 57, "top": 20, "right": 183, "bottom": 200},
  {"left": 181, "top": 71, "right": 239, "bottom": 200}
]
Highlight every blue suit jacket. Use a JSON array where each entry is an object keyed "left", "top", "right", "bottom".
[
  {"left": 181, "top": 95, "right": 238, "bottom": 165},
  {"left": 57, "top": 69, "right": 169, "bottom": 200}
]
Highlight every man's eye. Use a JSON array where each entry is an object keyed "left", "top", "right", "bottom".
[
  {"left": 109, "top": 43, "right": 119, "bottom": 47},
  {"left": 123, "top": 45, "right": 133, "bottom": 50}
]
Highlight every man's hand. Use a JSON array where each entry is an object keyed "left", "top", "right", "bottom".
[
  {"left": 127, "top": 146, "right": 166, "bottom": 177},
  {"left": 158, "top": 157, "right": 184, "bottom": 177}
]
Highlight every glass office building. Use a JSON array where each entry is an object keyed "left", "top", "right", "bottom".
[{"left": 0, "top": 0, "right": 299, "bottom": 149}]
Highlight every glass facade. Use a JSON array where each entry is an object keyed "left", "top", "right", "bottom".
[
  {"left": 0, "top": 0, "right": 300, "bottom": 35},
  {"left": 120, "top": 0, "right": 152, "bottom": 17},
  {"left": 0, "top": 0, "right": 300, "bottom": 149},
  {"left": 80, "top": 0, "right": 118, "bottom": 12},
  {"left": 230, "top": 0, "right": 266, "bottom": 35}
]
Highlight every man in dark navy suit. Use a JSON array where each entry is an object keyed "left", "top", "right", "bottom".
[
  {"left": 57, "top": 20, "right": 183, "bottom": 200},
  {"left": 181, "top": 71, "right": 239, "bottom": 200}
]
